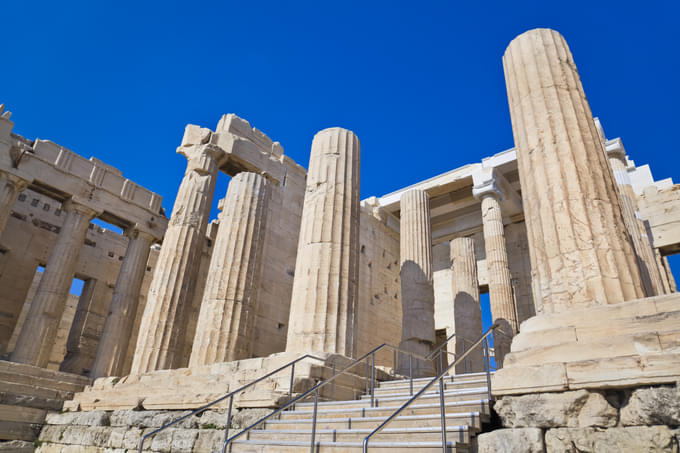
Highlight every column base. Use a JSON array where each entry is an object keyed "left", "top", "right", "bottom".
[
  {"left": 63, "top": 351, "right": 390, "bottom": 412},
  {"left": 492, "top": 293, "right": 680, "bottom": 396}
]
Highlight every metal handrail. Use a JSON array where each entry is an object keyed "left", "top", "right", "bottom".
[
  {"left": 137, "top": 353, "right": 328, "bottom": 452},
  {"left": 362, "top": 323, "right": 499, "bottom": 453},
  {"left": 221, "top": 338, "right": 459, "bottom": 453}
]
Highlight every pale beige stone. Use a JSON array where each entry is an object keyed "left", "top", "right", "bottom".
[
  {"left": 0, "top": 172, "right": 28, "bottom": 239},
  {"left": 286, "top": 128, "right": 360, "bottom": 356},
  {"left": 189, "top": 172, "right": 270, "bottom": 366},
  {"left": 131, "top": 135, "right": 222, "bottom": 374},
  {"left": 11, "top": 200, "right": 99, "bottom": 367},
  {"left": 397, "top": 189, "right": 435, "bottom": 377},
  {"left": 477, "top": 428, "right": 545, "bottom": 453},
  {"left": 504, "top": 28, "right": 644, "bottom": 313},
  {"left": 619, "top": 385, "right": 680, "bottom": 426},
  {"left": 90, "top": 228, "right": 154, "bottom": 378},
  {"left": 545, "top": 426, "right": 677, "bottom": 453}
]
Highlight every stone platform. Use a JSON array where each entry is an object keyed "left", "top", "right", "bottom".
[
  {"left": 65, "top": 352, "right": 389, "bottom": 413},
  {"left": 492, "top": 293, "right": 680, "bottom": 396}
]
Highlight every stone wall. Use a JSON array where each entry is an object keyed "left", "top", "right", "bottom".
[{"left": 478, "top": 384, "right": 680, "bottom": 452}]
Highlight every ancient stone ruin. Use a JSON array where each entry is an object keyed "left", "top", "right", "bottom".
[{"left": 0, "top": 28, "right": 678, "bottom": 452}]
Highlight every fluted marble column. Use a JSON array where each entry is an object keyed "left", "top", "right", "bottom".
[
  {"left": 131, "top": 142, "right": 220, "bottom": 374},
  {"left": 0, "top": 172, "right": 29, "bottom": 237},
  {"left": 397, "top": 189, "right": 435, "bottom": 377},
  {"left": 286, "top": 128, "right": 360, "bottom": 356},
  {"left": 11, "top": 200, "right": 98, "bottom": 366},
  {"left": 606, "top": 139, "right": 666, "bottom": 296},
  {"left": 91, "top": 228, "right": 154, "bottom": 378},
  {"left": 189, "top": 172, "right": 270, "bottom": 366},
  {"left": 450, "top": 237, "right": 483, "bottom": 373},
  {"left": 473, "top": 185, "right": 516, "bottom": 366},
  {"left": 503, "top": 28, "right": 644, "bottom": 314}
]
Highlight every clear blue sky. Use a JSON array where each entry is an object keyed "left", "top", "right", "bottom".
[{"left": 4, "top": 1, "right": 680, "bottom": 296}]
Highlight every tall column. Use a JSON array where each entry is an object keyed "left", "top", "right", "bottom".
[
  {"left": 10, "top": 200, "right": 97, "bottom": 367},
  {"left": 189, "top": 172, "right": 270, "bottom": 367},
  {"left": 91, "top": 228, "right": 154, "bottom": 378},
  {"left": 605, "top": 139, "right": 666, "bottom": 296},
  {"left": 503, "top": 28, "right": 645, "bottom": 314},
  {"left": 286, "top": 128, "right": 360, "bottom": 356},
  {"left": 473, "top": 181, "right": 517, "bottom": 366},
  {"left": 450, "top": 236, "right": 484, "bottom": 373},
  {"left": 131, "top": 137, "right": 221, "bottom": 374},
  {"left": 0, "top": 172, "right": 29, "bottom": 238},
  {"left": 397, "top": 189, "right": 435, "bottom": 377}
]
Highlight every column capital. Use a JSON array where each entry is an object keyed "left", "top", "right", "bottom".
[
  {"left": 605, "top": 138, "right": 627, "bottom": 163},
  {"left": 1, "top": 171, "right": 31, "bottom": 191},
  {"left": 177, "top": 143, "right": 224, "bottom": 174},
  {"left": 125, "top": 225, "right": 157, "bottom": 243},
  {"left": 61, "top": 198, "right": 100, "bottom": 218},
  {"left": 472, "top": 168, "right": 505, "bottom": 202}
]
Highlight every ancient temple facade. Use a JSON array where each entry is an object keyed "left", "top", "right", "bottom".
[{"left": 0, "top": 27, "right": 679, "bottom": 452}]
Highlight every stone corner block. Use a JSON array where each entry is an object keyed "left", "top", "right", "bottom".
[
  {"left": 477, "top": 428, "right": 545, "bottom": 453},
  {"left": 492, "top": 362, "right": 568, "bottom": 396}
]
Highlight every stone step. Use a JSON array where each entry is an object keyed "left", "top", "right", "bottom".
[
  {"left": 0, "top": 389, "right": 63, "bottom": 411},
  {"left": 0, "top": 360, "right": 90, "bottom": 387},
  {"left": 0, "top": 420, "right": 41, "bottom": 441},
  {"left": 372, "top": 378, "right": 488, "bottom": 395},
  {"left": 294, "top": 387, "right": 489, "bottom": 409},
  {"left": 378, "top": 372, "right": 490, "bottom": 389},
  {"left": 279, "top": 399, "right": 491, "bottom": 420},
  {"left": 0, "top": 440, "right": 34, "bottom": 452},
  {"left": 0, "top": 403, "right": 46, "bottom": 424},
  {"left": 363, "top": 383, "right": 489, "bottom": 400},
  {"left": 229, "top": 438, "right": 465, "bottom": 452},
  {"left": 0, "top": 369, "right": 86, "bottom": 394},
  {"left": 244, "top": 425, "right": 471, "bottom": 444},
  {"left": 263, "top": 411, "right": 485, "bottom": 432}
]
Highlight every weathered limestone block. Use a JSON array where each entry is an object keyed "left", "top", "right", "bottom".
[
  {"left": 44, "top": 411, "right": 110, "bottom": 426},
  {"left": 449, "top": 236, "right": 483, "bottom": 372},
  {"left": 286, "top": 128, "right": 360, "bottom": 356},
  {"left": 477, "top": 428, "right": 545, "bottom": 453},
  {"left": 620, "top": 385, "right": 680, "bottom": 426},
  {"left": 544, "top": 426, "right": 678, "bottom": 453},
  {"left": 190, "top": 172, "right": 270, "bottom": 366},
  {"left": 398, "top": 189, "right": 436, "bottom": 377},
  {"left": 91, "top": 228, "right": 154, "bottom": 378},
  {"left": 495, "top": 390, "right": 618, "bottom": 428},
  {"left": 11, "top": 200, "right": 98, "bottom": 366},
  {"left": 504, "top": 28, "right": 644, "bottom": 313},
  {"left": 132, "top": 128, "right": 221, "bottom": 374}
]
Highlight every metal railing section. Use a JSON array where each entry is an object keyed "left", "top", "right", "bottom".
[
  {"left": 137, "top": 353, "right": 328, "bottom": 452},
  {"left": 362, "top": 323, "right": 500, "bottom": 453}
]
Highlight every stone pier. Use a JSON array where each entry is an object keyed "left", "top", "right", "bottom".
[
  {"left": 605, "top": 137, "right": 666, "bottom": 296},
  {"left": 131, "top": 128, "right": 221, "bottom": 374},
  {"left": 189, "top": 172, "right": 270, "bottom": 366},
  {"left": 0, "top": 172, "right": 28, "bottom": 238},
  {"left": 286, "top": 128, "right": 360, "bottom": 356},
  {"left": 449, "top": 236, "right": 484, "bottom": 373},
  {"left": 397, "top": 189, "right": 436, "bottom": 377},
  {"left": 90, "top": 228, "right": 154, "bottom": 379},
  {"left": 10, "top": 200, "right": 98, "bottom": 367},
  {"left": 503, "top": 28, "right": 644, "bottom": 313},
  {"left": 473, "top": 174, "right": 517, "bottom": 366}
]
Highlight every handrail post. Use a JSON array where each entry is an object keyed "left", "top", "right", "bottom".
[
  {"left": 409, "top": 355, "right": 413, "bottom": 396},
  {"left": 310, "top": 388, "right": 319, "bottom": 453},
  {"left": 438, "top": 349, "right": 443, "bottom": 374},
  {"left": 365, "top": 357, "right": 370, "bottom": 395},
  {"left": 220, "top": 395, "right": 233, "bottom": 453},
  {"left": 393, "top": 348, "right": 397, "bottom": 377},
  {"left": 370, "top": 352, "right": 376, "bottom": 408},
  {"left": 289, "top": 362, "right": 295, "bottom": 403},
  {"left": 483, "top": 337, "right": 492, "bottom": 401},
  {"left": 462, "top": 340, "right": 467, "bottom": 374},
  {"left": 438, "top": 376, "right": 447, "bottom": 453},
  {"left": 331, "top": 363, "right": 336, "bottom": 400}
]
